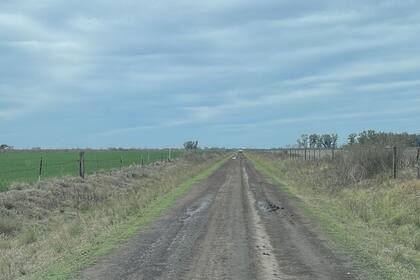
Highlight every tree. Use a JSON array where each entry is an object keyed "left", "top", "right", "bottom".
[
  {"left": 316, "top": 137, "right": 324, "bottom": 148},
  {"left": 321, "top": 134, "right": 333, "bottom": 148},
  {"left": 358, "top": 130, "right": 377, "bottom": 145},
  {"left": 183, "top": 140, "right": 199, "bottom": 151},
  {"left": 309, "top": 134, "right": 319, "bottom": 148},
  {"left": 331, "top": 133, "right": 339, "bottom": 148},
  {"left": 0, "top": 144, "right": 11, "bottom": 150},
  {"left": 348, "top": 133, "right": 357, "bottom": 145},
  {"left": 297, "top": 134, "right": 309, "bottom": 148}
]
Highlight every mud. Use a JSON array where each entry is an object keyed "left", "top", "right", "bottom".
[{"left": 77, "top": 155, "right": 359, "bottom": 280}]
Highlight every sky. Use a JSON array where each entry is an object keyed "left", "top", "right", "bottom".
[{"left": 1, "top": 0, "right": 419, "bottom": 149}]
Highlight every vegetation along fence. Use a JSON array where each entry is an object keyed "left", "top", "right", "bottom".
[
  {"left": 0, "top": 149, "right": 183, "bottom": 191},
  {"left": 264, "top": 146, "right": 420, "bottom": 180}
]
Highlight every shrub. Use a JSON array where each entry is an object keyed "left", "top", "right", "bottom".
[{"left": 333, "top": 145, "right": 393, "bottom": 185}]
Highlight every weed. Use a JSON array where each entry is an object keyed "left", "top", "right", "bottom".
[
  {"left": 18, "top": 227, "right": 38, "bottom": 245},
  {"left": 248, "top": 152, "right": 420, "bottom": 280},
  {"left": 0, "top": 217, "right": 21, "bottom": 236}
]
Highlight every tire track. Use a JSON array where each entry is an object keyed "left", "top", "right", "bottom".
[{"left": 77, "top": 156, "right": 358, "bottom": 280}]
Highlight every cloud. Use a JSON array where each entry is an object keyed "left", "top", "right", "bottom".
[
  {"left": 0, "top": 0, "right": 419, "bottom": 147},
  {"left": 212, "top": 105, "right": 420, "bottom": 133}
]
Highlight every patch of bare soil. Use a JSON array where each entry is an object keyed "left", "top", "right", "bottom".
[{"left": 78, "top": 155, "right": 359, "bottom": 280}]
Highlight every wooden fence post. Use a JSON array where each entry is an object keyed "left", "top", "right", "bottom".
[
  {"left": 416, "top": 148, "right": 420, "bottom": 179},
  {"left": 168, "top": 148, "right": 171, "bottom": 161},
  {"left": 304, "top": 148, "right": 307, "bottom": 161},
  {"left": 38, "top": 156, "right": 43, "bottom": 182},
  {"left": 332, "top": 148, "right": 335, "bottom": 159},
  {"left": 393, "top": 146, "right": 397, "bottom": 179},
  {"left": 120, "top": 155, "right": 123, "bottom": 168},
  {"left": 79, "top": 152, "right": 85, "bottom": 179}
]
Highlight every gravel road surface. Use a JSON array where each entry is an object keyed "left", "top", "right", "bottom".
[{"left": 77, "top": 155, "right": 358, "bottom": 280}]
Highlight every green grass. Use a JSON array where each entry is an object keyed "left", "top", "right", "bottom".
[
  {"left": 29, "top": 154, "right": 229, "bottom": 280},
  {"left": 0, "top": 149, "right": 183, "bottom": 191},
  {"left": 247, "top": 152, "right": 420, "bottom": 280}
]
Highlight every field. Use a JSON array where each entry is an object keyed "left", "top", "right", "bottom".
[
  {"left": 0, "top": 151, "right": 225, "bottom": 280},
  {"left": 0, "top": 149, "right": 183, "bottom": 191},
  {"left": 0, "top": 149, "right": 418, "bottom": 280}
]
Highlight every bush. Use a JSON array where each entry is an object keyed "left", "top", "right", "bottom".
[{"left": 334, "top": 145, "right": 393, "bottom": 184}]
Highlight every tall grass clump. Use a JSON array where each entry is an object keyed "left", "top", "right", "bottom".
[{"left": 332, "top": 145, "right": 394, "bottom": 185}]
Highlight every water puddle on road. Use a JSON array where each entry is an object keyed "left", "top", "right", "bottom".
[
  {"left": 257, "top": 200, "right": 281, "bottom": 213},
  {"left": 182, "top": 194, "right": 213, "bottom": 223}
]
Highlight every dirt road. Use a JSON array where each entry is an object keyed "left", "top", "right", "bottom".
[{"left": 77, "top": 155, "right": 358, "bottom": 280}]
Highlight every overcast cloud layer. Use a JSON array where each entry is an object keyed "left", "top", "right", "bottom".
[{"left": 1, "top": 0, "right": 419, "bottom": 148}]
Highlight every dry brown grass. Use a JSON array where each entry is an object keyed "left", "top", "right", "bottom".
[
  {"left": 0, "top": 152, "right": 224, "bottom": 280},
  {"left": 250, "top": 152, "right": 419, "bottom": 280}
]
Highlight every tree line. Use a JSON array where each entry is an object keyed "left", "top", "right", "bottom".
[
  {"left": 296, "top": 130, "right": 420, "bottom": 149},
  {"left": 347, "top": 130, "right": 420, "bottom": 147},
  {"left": 296, "top": 134, "right": 339, "bottom": 148}
]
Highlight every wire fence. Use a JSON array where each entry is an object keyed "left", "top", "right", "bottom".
[
  {"left": 259, "top": 146, "right": 420, "bottom": 180},
  {"left": 0, "top": 149, "right": 183, "bottom": 190}
]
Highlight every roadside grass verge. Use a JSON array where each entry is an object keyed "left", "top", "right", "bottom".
[
  {"left": 32, "top": 155, "right": 229, "bottom": 280},
  {"left": 247, "top": 153, "right": 419, "bottom": 280},
  {"left": 0, "top": 153, "right": 229, "bottom": 280}
]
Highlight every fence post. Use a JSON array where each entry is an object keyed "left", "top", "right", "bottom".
[
  {"left": 313, "top": 148, "right": 315, "bottom": 161},
  {"left": 120, "top": 155, "right": 123, "bottom": 168},
  {"left": 416, "top": 148, "right": 420, "bottom": 179},
  {"left": 38, "top": 156, "right": 43, "bottom": 182},
  {"left": 79, "top": 152, "right": 85, "bottom": 179},
  {"left": 332, "top": 148, "right": 335, "bottom": 159},
  {"left": 168, "top": 148, "right": 171, "bottom": 161},
  {"left": 393, "top": 146, "right": 397, "bottom": 179},
  {"left": 304, "top": 148, "right": 307, "bottom": 161}
]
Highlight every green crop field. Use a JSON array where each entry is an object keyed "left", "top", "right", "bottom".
[{"left": 0, "top": 149, "right": 183, "bottom": 191}]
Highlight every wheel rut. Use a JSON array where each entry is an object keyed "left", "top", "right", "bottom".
[{"left": 77, "top": 155, "right": 359, "bottom": 280}]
